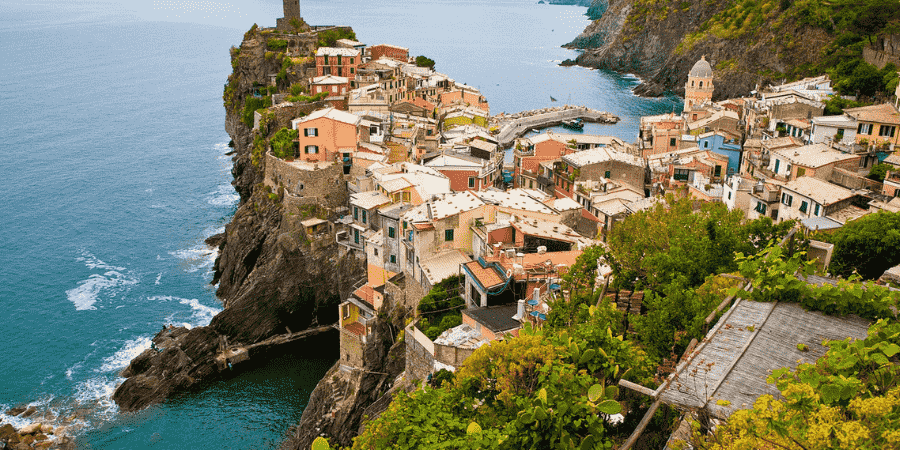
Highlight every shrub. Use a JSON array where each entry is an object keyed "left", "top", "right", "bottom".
[
  {"left": 266, "top": 38, "right": 288, "bottom": 51},
  {"left": 271, "top": 127, "right": 298, "bottom": 159},
  {"left": 317, "top": 28, "right": 356, "bottom": 47},
  {"left": 241, "top": 96, "right": 270, "bottom": 128}
]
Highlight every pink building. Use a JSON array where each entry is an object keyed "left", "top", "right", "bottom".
[
  {"left": 291, "top": 108, "right": 360, "bottom": 163},
  {"left": 315, "top": 47, "right": 360, "bottom": 80}
]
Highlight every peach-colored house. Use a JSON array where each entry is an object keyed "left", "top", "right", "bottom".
[
  {"left": 513, "top": 132, "right": 572, "bottom": 189},
  {"left": 844, "top": 103, "right": 900, "bottom": 149},
  {"left": 291, "top": 108, "right": 360, "bottom": 163}
]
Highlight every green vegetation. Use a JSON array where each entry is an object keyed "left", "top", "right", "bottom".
[
  {"left": 289, "top": 17, "right": 309, "bottom": 34},
  {"left": 243, "top": 23, "right": 258, "bottom": 41},
  {"left": 241, "top": 95, "right": 270, "bottom": 128},
  {"left": 868, "top": 163, "right": 893, "bottom": 182},
  {"left": 416, "top": 276, "right": 464, "bottom": 340},
  {"left": 271, "top": 127, "right": 298, "bottom": 159},
  {"left": 285, "top": 91, "right": 329, "bottom": 103},
  {"left": 353, "top": 301, "right": 656, "bottom": 450},
  {"left": 289, "top": 83, "right": 307, "bottom": 96},
  {"left": 816, "top": 211, "right": 900, "bottom": 280},
  {"left": 317, "top": 28, "right": 357, "bottom": 47},
  {"left": 823, "top": 96, "right": 865, "bottom": 115},
  {"left": 267, "top": 38, "right": 288, "bottom": 51},
  {"left": 415, "top": 55, "right": 435, "bottom": 69},
  {"left": 602, "top": 195, "right": 792, "bottom": 292}
]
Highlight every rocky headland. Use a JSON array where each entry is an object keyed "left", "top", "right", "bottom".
[
  {"left": 0, "top": 417, "right": 74, "bottom": 450},
  {"left": 112, "top": 26, "right": 366, "bottom": 413},
  {"left": 563, "top": 0, "right": 841, "bottom": 99}
]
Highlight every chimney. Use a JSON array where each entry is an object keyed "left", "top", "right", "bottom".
[
  {"left": 515, "top": 299, "right": 525, "bottom": 322},
  {"left": 533, "top": 287, "right": 540, "bottom": 303}
]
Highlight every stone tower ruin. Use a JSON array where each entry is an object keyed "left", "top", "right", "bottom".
[{"left": 277, "top": 0, "right": 302, "bottom": 32}]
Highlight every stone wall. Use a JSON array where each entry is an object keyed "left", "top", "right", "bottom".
[
  {"left": 264, "top": 153, "right": 348, "bottom": 209},
  {"left": 863, "top": 35, "right": 900, "bottom": 69},
  {"left": 402, "top": 269, "right": 428, "bottom": 310},
  {"left": 830, "top": 167, "right": 883, "bottom": 192},
  {"left": 404, "top": 323, "right": 435, "bottom": 383},
  {"left": 434, "top": 343, "right": 475, "bottom": 368},
  {"left": 339, "top": 328, "right": 365, "bottom": 368}
]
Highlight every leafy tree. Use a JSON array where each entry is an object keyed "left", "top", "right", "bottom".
[
  {"left": 632, "top": 275, "right": 740, "bottom": 362},
  {"left": 604, "top": 195, "right": 749, "bottom": 291},
  {"left": 289, "top": 17, "right": 308, "bottom": 34},
  {"left": 271, "top": 127, "right": 298, "bottom": 159},
  {"left": 353, "top": 308, "right": 655, "bottom": 450},
  {"left": 867, "top": 162, "right": 893, "bottom": 182},
  {"left": 317, "top": 29, "right": 357, "bottom": 47},
  {"left": 823, "top": 95, "right": 865, "bottom": 116},
  {"left": 826, "top": 211, "right": 900, "bottom": 279},
  {"left": 415, "top": 55, "right": 435, "bottom": 69},
  {"left": 686, "top": 318, "right": 900, "bottom": 450}
]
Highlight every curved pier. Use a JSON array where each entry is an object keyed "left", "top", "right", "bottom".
[{"left": 494, "top": 106, "right": 620, "bottom": 147}]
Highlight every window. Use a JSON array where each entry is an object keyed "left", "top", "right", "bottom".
[
  {"left": 374, "top": 248, "right": 378, "bottom": 256},
  {"left": 353, "top": 228, "right": 359, "bottom": 244},
  {"left": 814, "top": 204, "right": 820, "bottom": 216},
  {"left": 673, "top": 168, "right": 690, "bottom": 181},
  {"left": 755, "top": 202, "right": 767, "bottom": 215},
  {"left": 341, "top": 303, "right": 350, "bottom": 319},
  {"left": 337, "top": 67, "right": 343, "bottom": 76},
  {"left": 353, "top": 207, "right": 358, "bottom": 220},
  {"left": 605, "top": 170, "right": 611, "bottom": 179},
  {"left": 445, "top": 229, "right": 454, "bottom": 241},
  {"left": 714, "top": 165, "right": 722, "bottom": 177},
  {"left": 797, "top": 167, "right": 806, "bottom": 177},
  {"left": 337, "top": 55, "right": 342, "bottom": 65},
  {"left": 388, "top": 227, "right": 395, "bottom": 238},
  {"left": 879, "top": 125, "right": 896, "bottom": 137},
  {"left": 304, "top": 145, "right": 319, "bottom": 154},
  {"left": 468, "top": 177, "right": 475, "bottom": 188},
  {"left": 350, "top": 68, "right": 355, "bottom": 74},
  {"left": 781, "top": 193, "right": 793, "bottom": 206},
  {"left": 670, "top": 137, "right": 676, "bottom": 147},
  {"left": 799, "top": 201, "right": 808, "bottom": 213},
  {"left": 324, "top": 55, "right": 329, "bottom": 65},
  {"left": 390, "top": 255, "right": 396, "bottom": 264},
  {"left": 362, "top": 210, "right": 367, "bottom": 224},
  {"left": 774, "top": 159, "right": 780, "bottom": 173},
  {"left": 858, "top": 123, "right": 873, "bottom": 135},
  {"left": 403, "top": 221, "right": 407, "bottom": 229},
  {"left": 304, "top": 128, "right": 318, "bottom": 137},
  {"left": 727, "top": 191, "right": 732, "bottom": 200}
]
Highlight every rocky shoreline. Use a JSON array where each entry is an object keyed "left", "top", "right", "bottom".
[{"left": 1, "top": 412, "right": 75, "bottom": 450}]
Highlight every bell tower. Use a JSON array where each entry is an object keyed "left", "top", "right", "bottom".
[
  {"left": 684, "top": 56, "right": 714, "bottom": 112},
  {"left": 277, "top": 0, "right": 302, "bottom": 32}
]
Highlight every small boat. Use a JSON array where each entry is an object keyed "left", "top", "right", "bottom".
[{"left": 561, "top": 118, "right": 583, "bottom": 130}]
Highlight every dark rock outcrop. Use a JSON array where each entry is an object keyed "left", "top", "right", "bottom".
[
  {"left": 112, "top": 26, "right": 364, "bottom": 412},
  {"left": 280, "top": 302, "right": 408, "bottom": 450}
]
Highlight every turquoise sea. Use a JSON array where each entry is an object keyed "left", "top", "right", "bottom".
[{"left": 0, "top": 0, "right": 678, "bottom": 448}]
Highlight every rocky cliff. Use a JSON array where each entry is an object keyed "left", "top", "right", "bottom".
[
  {"left": 113, "top": 25, "right": 366, "bottom": 412},
  {"left": 565, "top": 0, "right": 838, "bottom": 99}
]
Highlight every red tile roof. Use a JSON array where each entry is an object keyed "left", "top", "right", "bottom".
[
  {"left": 344, "top": 321, "right": 366, "bottom": 336},
  {"left": 464, "top": 261, "right": 505, "bottom": 289},
  {"left": 353, "top": 284, "right": 375, "bottom": 307}
]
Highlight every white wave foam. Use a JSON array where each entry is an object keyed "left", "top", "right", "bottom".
[
  {"left": 214, "top": 142, "right": 230, "bottom": 152},
  {"left": 207, "top": 184, "right": 239, "bottom": 207},
  {"left": 180, "top": 297, "right": 221, "bottom": 327},
  {"left": 150, "top": 296, "right": 221, "bottom": 328},
  {"left": 97, "top": 336, "right": 152, "bottom": 373},
  {"left": 73, "top": 376, "right": 119, "bottom": 421},
  {"left": 66, "top": 271, "right": 138, "bottom": 311},
  {"left": 155, "top": 273, "right": 162, "bottom": 285},
  {"left": 168, "top": 245, "right": 218, "bottom": 274},
  {"left": 67, "top": 251, "right": 138, "bottom": 310}
]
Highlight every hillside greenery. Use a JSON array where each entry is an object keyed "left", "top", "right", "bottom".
[{"left": 673, "top": 0, "right": 900, "bottom": 99}]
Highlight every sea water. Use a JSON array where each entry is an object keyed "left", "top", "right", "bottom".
[{"left": 0, "top": 0, "right": 676, "bottom": 448}]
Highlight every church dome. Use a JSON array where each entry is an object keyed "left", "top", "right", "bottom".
[{"left": 689, "top": 56, "right": 713, "bottom": 78}]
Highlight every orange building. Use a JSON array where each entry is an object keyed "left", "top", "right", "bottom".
[
  {"left": 290, "top": 108, "right": 360, "bottom": 162},
  {"left": 368, "top": 44, "right": 409, "bottom": 62}
]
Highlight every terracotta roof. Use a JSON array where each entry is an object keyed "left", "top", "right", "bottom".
[
  {"left": 464, "top": 260, "right": 506, "bottom": 290},
  {"left": 353, "top": 284, "right": 376, "bottom": 307},
  {"left": 343, "top": 321, "right": 366, "bottom": 336},
  {"left": 844, "top": 103, "right": 900, "bottom": 125}
]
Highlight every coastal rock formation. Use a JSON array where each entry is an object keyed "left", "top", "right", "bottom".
[
  {"left": 564, "top": 0, "right": 834, "bottom": 99},
  {"left": 280, "top": 300, "right": 409, "bottom": 450},
  {"left": 0, "top": 422, "right": 74, "bottom": 450},
  {"left": 113, "top": 25, "right": 365, "bottom": 412}
]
